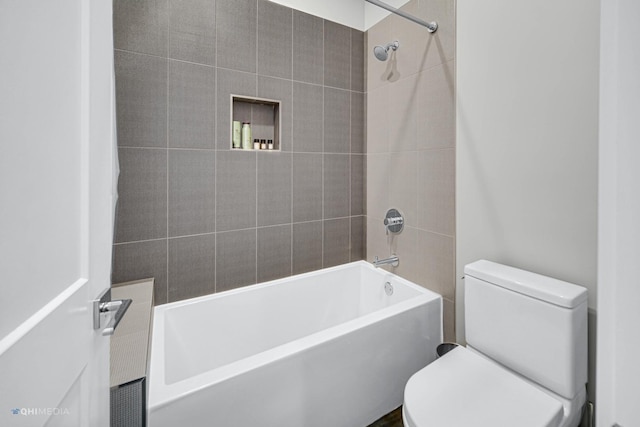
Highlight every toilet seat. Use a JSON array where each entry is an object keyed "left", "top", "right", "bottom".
[{"left": 403, "top": 346, "right": 564, "bottom": 427}]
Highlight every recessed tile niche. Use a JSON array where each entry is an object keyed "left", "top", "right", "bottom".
[{"left": 231, "top": 95, "right": 281, "bottom": 151}]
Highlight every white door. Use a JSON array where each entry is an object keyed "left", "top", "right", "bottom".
[
  {"left": 0, "top": 1, "right": 116, "bottom": 426},
  {"left": 597, "top": 0, "right": 640, "bottom": 425}
]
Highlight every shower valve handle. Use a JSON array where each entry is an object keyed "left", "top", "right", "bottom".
[
  {"left": 384, "top": 216, "right": 403, "bottom": 226},
  {"left": 383, "top": 209, "right": 404, "bottom": 234}
]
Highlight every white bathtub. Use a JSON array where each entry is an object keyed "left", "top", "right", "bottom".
[{"left": 148, "top": 261, "right": 442, "bottom": 427}]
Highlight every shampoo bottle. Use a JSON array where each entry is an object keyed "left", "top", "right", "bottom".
[
  {"left": 232, "top": 121, "right": 241, "bottom": 148},
  {"left": 241, "top": 122, "right": 252, "bottom": 149}
]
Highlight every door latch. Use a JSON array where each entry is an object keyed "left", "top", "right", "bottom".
[{"left": 93, "top": 288, "right": 132, "bottom": 336}]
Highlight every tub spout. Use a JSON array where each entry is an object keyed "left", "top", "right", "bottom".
[{"left": 373, "top": 255, "right": 399, "bottom": 268}]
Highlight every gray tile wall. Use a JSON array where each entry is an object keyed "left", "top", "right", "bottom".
[
  {"left": 365, "top": 0, "right": 456, "bottom": 341},
  {"left": 112, "top": 0, "right": 366, "bottom": 304}
]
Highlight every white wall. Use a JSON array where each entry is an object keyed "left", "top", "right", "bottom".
[
  {"left": 456, "top": 0, "right": 599, "bottom": 396},
  {"left": 596, "top": 0, "right": 640, "bottom": 424},
  {"left": 364, "top": 0, "right": 411, "bottom": 30},
  {"left": 267, "top": 0, "right": 409, "bottom": 30}
]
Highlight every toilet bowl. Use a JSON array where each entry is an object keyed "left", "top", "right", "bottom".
[{"left": 403, "top": 260, "right": 588, "bottom": 427}]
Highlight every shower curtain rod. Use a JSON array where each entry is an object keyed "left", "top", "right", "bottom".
[{"left": 365, "top": 0, "right": 438, "bottom": 33}]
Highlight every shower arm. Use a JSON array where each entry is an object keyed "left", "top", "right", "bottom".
[{"left": 365, "top": 0, "right": 438, "bottom": 33}]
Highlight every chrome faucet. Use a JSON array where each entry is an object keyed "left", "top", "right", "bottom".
[{"left": 373, "top": 254, "right": 399, "bottom": 268}]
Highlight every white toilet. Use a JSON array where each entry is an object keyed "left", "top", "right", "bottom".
[{"left": 403, "top": 260, "right": 588, "bottom": 427}]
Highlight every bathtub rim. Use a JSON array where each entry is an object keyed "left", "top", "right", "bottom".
[{"left": 148, "top": 261, "right": 443, "bottom": 411}]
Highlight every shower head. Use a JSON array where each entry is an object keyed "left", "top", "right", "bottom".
[{"left": 373, "top": 41, "right": 399, "bottom": 61}]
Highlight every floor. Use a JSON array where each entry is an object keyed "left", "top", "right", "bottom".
[{"left": 367, "top": 406, "right": 403, "bottom": 427}]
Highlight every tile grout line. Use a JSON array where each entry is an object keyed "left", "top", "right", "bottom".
[
  {"left": 214, "top": 4, "right": 219, "bottom": 294},
  {"left": 254, "top": 148, "right": 258, "bottom": 283},
  {"left": 113, "top": 237, "right": 168, "bottom": 246},
  {"left": 119, "top": 146, "right": 370, "bottom": 156},
  {"left": 255, "top": 0, "right": 259, "bottom": 284},
  {"left": 113, "top": 49, "right": 365, "bottom": 94},
  {"left": 349, "top": 29, "right": 353, "bottom": 261},
  {"left": 290, "top": 9, "right": 294, "bottom": 276},
  {"left": 165, "top": 34, "right": 170, "bottom": 304},
  {"left": 321, "top": 17, "right": 325, "bottom": 269},
  {"left": 114, "top": 221, "right": 377, "bottom": 246}
]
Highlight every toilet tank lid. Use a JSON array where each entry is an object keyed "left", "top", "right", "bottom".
[{"left": 464, "top": 260, "right": 588, "bottom": 308}]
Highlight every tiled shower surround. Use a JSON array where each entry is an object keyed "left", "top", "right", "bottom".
[
  {"left": 111, "top": 0, "right": 366, "bottom": 304},
  {"left": 366, "top": 0, "right": 456, "bottom": 341}
]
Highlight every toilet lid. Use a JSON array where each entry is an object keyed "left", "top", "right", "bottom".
[{"left": 403, "top": 346, "right": 564, "bottom": 427}]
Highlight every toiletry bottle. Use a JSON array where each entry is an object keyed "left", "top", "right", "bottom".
[
  {"left": 260, "top": 139, "right": 267, "bottom": 150},
  {"left": 267, "top": 139, "right": 274, "bottom": 150},
  {"left": 253, "top": 139, "right": 260, "bottom": 150},
  {"left": 241, "top": 122, "right": 252, "bottom": 149},
  {"left": 232, "top": 121, "right": 242, "bottom": 148}
]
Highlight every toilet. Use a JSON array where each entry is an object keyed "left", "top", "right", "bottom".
[{"left": 403, "top": 260, "right": 588, "bottom": 427}]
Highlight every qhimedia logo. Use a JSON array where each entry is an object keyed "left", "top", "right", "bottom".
[{"left": 10, "top": 408, "right": 70, "bottom": 416}]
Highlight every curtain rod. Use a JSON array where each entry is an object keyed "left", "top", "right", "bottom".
[{"left": 365, "top": 0, "right": 438, "bottom": 33}]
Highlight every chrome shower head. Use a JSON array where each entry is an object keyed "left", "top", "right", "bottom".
[{"left": 373, "top": 41, "right": 399, "bottom": 61}]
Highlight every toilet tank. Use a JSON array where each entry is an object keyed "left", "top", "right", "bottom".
[{"left": 464, "top": 260, "right": 588, "bottom": 400}]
